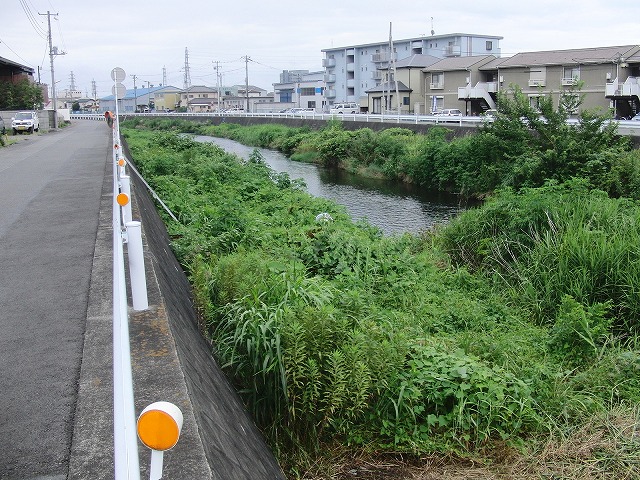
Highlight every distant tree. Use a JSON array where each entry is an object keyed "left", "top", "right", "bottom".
[
  {"left": 0, "top": 79, "right": 44, "bottom": 110},
  {"left": 72, "top": 101, "right": 81, "bottom": 112}
]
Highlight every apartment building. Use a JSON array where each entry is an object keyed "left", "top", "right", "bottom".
[
  {"left": 322, "top": 33, "right": 503, "bottom": 106},
  {"left": 419, "top": 45, "right": 640, "bottom": 117},
  {"left": 273, "top": 70, "right": 326, "bottom": 112}
]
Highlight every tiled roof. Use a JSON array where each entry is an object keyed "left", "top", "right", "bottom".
[
  {"left": 493, "top": 45, "right": 640, "bottom": 68},
  {"left": 393, "top": 54, "right": 441, "bottom": 68},
  {"left": 424, "top": 55, "right": 496, "bottom": 72},
  {"left": 365, "top": 81, "right": 411, "bottom": 93}
]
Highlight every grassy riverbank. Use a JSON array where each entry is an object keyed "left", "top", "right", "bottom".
[{"left": 122, "top": 112, "right": 640, "bottom": 478}]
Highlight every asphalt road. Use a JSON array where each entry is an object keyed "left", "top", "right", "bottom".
[{"left": 0, "top": 123, "right": 110, "bottom": 479}]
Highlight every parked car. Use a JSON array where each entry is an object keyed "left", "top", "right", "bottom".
[
  {"left": 436, "top": 108, "right": 463, "bottom": 117},
  {"left": 0, "top": 116, "right": 5, "bottom": 135},
  {"left": 632, "top": 113, "right": 640, "bottom": 121},
  {"left": 329, "top": 102, "right": 360, "bottom": 114},
  {"left": 12, "top": 111, "right": 40, "bottom": 134}
]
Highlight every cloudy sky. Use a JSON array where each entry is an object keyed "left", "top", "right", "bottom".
[{"left": 3, "top": 0, "right": 638, "bottom": 98}]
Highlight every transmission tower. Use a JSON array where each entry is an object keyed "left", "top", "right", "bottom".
[
  {"left": 91, "top": 79, "right": 97, "bottom": 100},
  {"left": 183, "top": 48, "right": 192, "bottom": 89},
  {"left": 162, "top": 66, "right": 167, "bottom": 86}
]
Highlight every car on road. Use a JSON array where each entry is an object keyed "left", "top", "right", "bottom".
[
  {"left": 435, "top": 108, "right": 463, "bottom": 117},
  {"left": 12, "top": 111, "right": 40, "bottom": 134},
  {"left": 632, "top": 113, "right": 640, "bottom": 121},
  {"left": 329, "top": 102, "right": 360, "bottom": 114}
]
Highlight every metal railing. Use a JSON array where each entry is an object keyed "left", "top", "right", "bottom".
[
  {"left": 71, "top": 111, "right": 640, "bottom": 137},
  {"left": 111, "top": 111, "right": 142, "bottom": 480}
]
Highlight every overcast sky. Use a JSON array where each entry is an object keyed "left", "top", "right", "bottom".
[{"left": 3, "top": 0, "right": 639, "bottom": 98}]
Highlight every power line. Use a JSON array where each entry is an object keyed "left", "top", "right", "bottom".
[
  {"left": 19, "top": 0, "right": 47, "bottom": 38},
  {"left": 0, "top": 37, "right": 36, "bottom": 66}
]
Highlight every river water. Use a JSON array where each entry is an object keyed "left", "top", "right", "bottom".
[{"left": 194, "top": 135, "right": 468, "bottom": 235}]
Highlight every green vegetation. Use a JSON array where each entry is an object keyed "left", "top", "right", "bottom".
[
  {"left": 0, "top": 79, "right": 44, "bottom": 110},
  {"left": 120, "top": 90, "right": 640, "bottom": 478}
]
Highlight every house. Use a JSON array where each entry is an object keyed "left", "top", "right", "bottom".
[
  {"left": 273, "top": 70, "right": 325, "bottom": 112},
  {"left": 179, "top": 85, "right": 220, "bottom": 112},
  {"left": 365, "top": 81, "right": 412, "bottom": 114},
  {"left": 365, "top": 54, "right": 440, "bottom": 114},
  {"left": 0, "top": 56, "right": 35, "bottom": 84},
  {"left": 424, "top": 55, "right": 497, "bottom": 115},
  {"left": 150, "top": 86, "right": 181, "bottom": 112},
  {"left": 322, "top": 32, "right": 503, "bottom": 107},
  {"left": 487, "top": 45, "right": 640, "bottom": 117},
  {"left": 222, "top": 85, "right": 272, "bottom": 112}
]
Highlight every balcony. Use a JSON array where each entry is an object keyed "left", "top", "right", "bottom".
[
  {"left": 562, "top": 77, "right": 580, "bottom": 86},
  {"left": 346, "top": 48, "right": 355, "bottom": 56},
  {"left": 528, "top": 79, "right": 546, "bottom": 87},
  {"left": 605, "top": 76, "right": 640, "bottom": 98},
  {"left": 347, "top": 63, "right": 356, "bottom": 72},
  {"left": 347, "top": 79, "right": 355, "bottom": 88},
  {"left": 372, "top": 52, "right": 395, "bottom": 63},
  {"left": 444, "top": 45, "right": 461, "bottom": 57},
  {"left": 323, "top": 58, "right": 336, "bottom": 68},
  {"left": 430, "top": 82, "right": 444, "bottom": 90},
  {"left": 326, "top": 89, "right": 336, "bottom": 99},
  {"left": 371, "top": 70, "right": 383, "bottom": 80},
  {"left": 324, "top": 74, "right": 336, "bottom": 83}
]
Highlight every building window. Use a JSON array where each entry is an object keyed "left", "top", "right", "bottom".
[
  {"left": 563, "top": 66, "right": 580, "bottom": 84},
  {"left": 528, "top": 67, "right": 547, "bottom": 87},
  {"left": 300, "top": 87, "right": 315, "bottom": 96},
  {"left": 529, "top": 95, "right": 544, "bottom": 110},
  {"left": 486, "top": 41, "right": 493, "bottom": 50},
  {"left": 430, "top": 72, "right": 444, "bottom": 89},
  {"left": 403, "top": 96, "right": 410, "bottom": 105},
  {"left": 308, "top": 101, "right": 316, "bottom": 108}
]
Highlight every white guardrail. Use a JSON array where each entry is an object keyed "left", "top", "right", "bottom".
[
  {"left": 110, "top": 104, "right": 183, "bottom": 479},
  {"left": 72, "top": 111, "right": 640, "bottom": 136}
]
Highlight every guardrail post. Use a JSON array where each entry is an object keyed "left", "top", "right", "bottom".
[
  {"left": 120, "top": 175, "right": 132, "bottom": 223},
  {"left": 137, "top": 402, "right": 184, "bottom": 480},
  {"left": 125, "top": 221, "right": 149, "bottom": 311}
]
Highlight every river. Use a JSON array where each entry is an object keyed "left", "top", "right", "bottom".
[{"left": 194, "top": 135, "right": 469, "bottom": 235}]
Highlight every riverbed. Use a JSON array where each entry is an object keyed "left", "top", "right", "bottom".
[{"left": 194, "top": 135, "right": 468, "bottom": 235}]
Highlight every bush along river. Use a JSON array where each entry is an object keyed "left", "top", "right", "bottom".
[{"left": 194, "top": 135, "right": 469, "bottom": 235}]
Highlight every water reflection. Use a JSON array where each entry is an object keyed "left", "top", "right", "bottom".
[{"left": 194, "top": 135, "right": 469, "bottom": 235}]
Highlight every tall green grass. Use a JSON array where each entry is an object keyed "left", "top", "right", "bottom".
[{"left": 121, "top": 123, "right": 640, "bottom": 477}]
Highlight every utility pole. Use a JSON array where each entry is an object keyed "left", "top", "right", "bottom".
[
  {"left": 243, "top": 55, "right": 250, "bottom": 112},
  {"left": 91, "top": 79, "right": 97, "bottom": 100},
  {"left": 132, "top": 74, "right": 137, "bottom": 112},
  {"left": 162, "top": 66, "right": 167, "bottom": 86},
  {"left": 213, "top": 61, "right": 221, "bottom": 112},
  {"left": 70, "top": 71, "right": 76, "bottom": 91},
  {"left": 39, "top": 11, "right": 64, "bottom": 128}
]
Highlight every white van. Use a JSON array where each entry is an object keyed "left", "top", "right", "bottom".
[{"left": 329, "top": 102, "right": 360, "bottom": 114}]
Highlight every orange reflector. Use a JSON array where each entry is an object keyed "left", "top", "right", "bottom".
[
  {"left": 137, "top": 409, "right": 180, "bottom": 451},
  {"left": 116, "top": 193, "right": 129, "bottom": 206},
  {"left": 118, "top": 158, "right": 126, "bottom": 167}
]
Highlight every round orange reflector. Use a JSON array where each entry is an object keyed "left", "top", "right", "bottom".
[
  {"left": 116, "top": 193, "right": 129, "bottom": 206},
  {"left": 137, "top": 409, "right": 180, "bottom": 451},
  {"left": 118, "top": 158, "right": 126, "bottom": 167}
]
